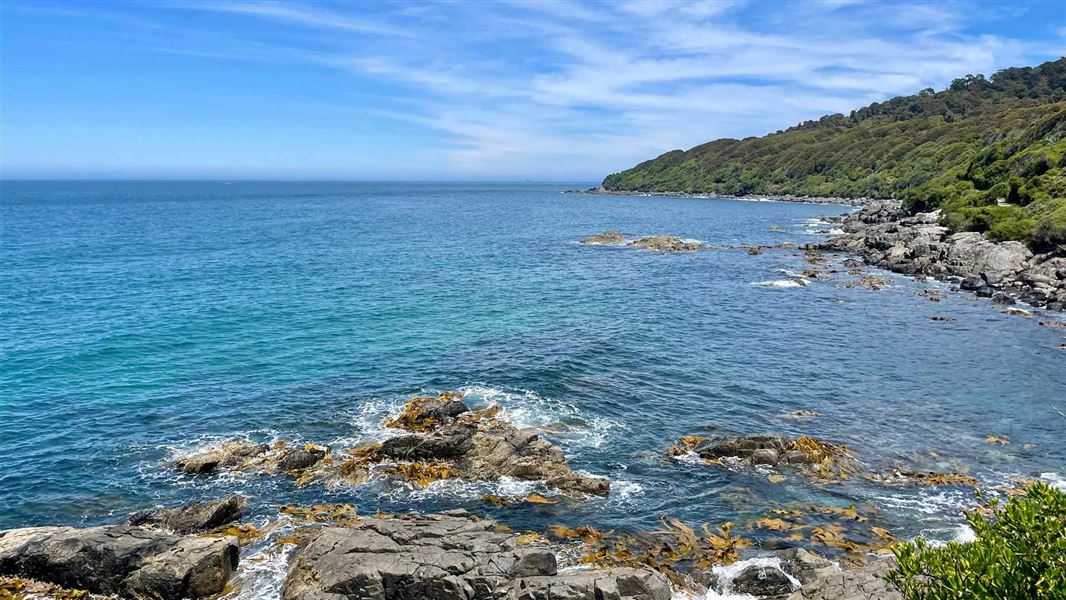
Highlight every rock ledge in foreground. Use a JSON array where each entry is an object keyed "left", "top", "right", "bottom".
[
  {"left": 281, "top": 510, "right": 671, "bottom": 600},
  {"left": 0, "top": 525, "right": 238, "bottom": 600}
]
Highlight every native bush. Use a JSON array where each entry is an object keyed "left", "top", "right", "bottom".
[{"left": 887, "top": 483, "right": 1066, "bottom": 600}]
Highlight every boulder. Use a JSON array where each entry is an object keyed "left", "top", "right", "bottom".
[
  {"left": 0, "top": 525, "right": 238, "bottom": 599},
  {"left": 280, "top": 511, "right": 668, "bottom": 600},
  {"left": 785, "top": 556, "right": 901, "bottom": 600},
  {"left": 128, "top": 496, "right": 247, "bottom": 534},
  {"left": 732, "top": 564, "right": 796, "bottom": 597},
  {"left": 175, "top": 439, "right": 267, "bottom": 474},
  {"left": 775, "top": 548, "right": 836, "bottom": 586},
  {"left": 277, "top": 444, "right": 328, "bottom": 472}
]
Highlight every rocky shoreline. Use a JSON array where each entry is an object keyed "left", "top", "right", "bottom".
[
  {"left": 0, "top": 498, "right": 902, "bottom": 600},
  {"left": 0, "top": 391, "right": 917, "bottom": 600},
  {"left": 565, "top": 187, "right": 874, "bottom": 207},
  {"left": 811, "top": 201, "right": 1066, "bottom": 311}
]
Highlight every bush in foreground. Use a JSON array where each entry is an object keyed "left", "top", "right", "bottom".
[{"left": 887, "top": 482, "right": 1066, "bottom": 599}]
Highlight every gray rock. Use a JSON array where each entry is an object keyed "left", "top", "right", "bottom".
[
  {"left": 378, "top": 424, "right": 477, "bottom": 460},
  {"left": 129, "top": 496, "right": 247, "bottom": 534},
  {"left": 516, "top": 567, "right": 671, "bottom": 600},
  {"left": 785, "top": 557, "right": 901, "bottom": 600},
  {"left": 280, "top": 512, "right": 668, "bottom": 600},
  {"left": 776, "top": 548, "right": 836, "bottom": 586},
  {"left": 991, "top": 292, "right": 1016, "bottom": 305},
  {"left": 732, "top": 564, "right": 796, "bottom": 597},
  {"left": 175, "top": 439, "right": 267, "bottom": 474},
  {"left": 0, "top": 525, "right": 238, "bottom": 599},
  {"left": 277, "top": 445, "right": 328, "bottom": 471}
]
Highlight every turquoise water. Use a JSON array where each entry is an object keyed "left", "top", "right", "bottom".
[{"left": 2, "top": 181, "right": 1064, "bottom": 544}]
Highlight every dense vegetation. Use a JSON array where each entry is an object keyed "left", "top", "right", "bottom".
[
  {"left": 603, "top": 58, "right": 1066, "bottom": 249},
  {"left": 886, "top": 482, "right": 1065, "bottom": 599}
]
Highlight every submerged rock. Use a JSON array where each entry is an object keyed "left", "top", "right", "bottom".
[
  {"left": 580, "top": 230, "right": 626, "bottom": 245},
  {"left": 669, "top": 434, "right": 859, "bottom": 483},
  {"left": 627, "top": 236, "right": 703, "bottom": 252},
  {"left": 128, "top": 496, "right": 247, "bottom": 534},
  {"left": 0, "top": 525, "right": 238, "bottom": 599},
  {"left": 281, "top": 511, "right": 670, "bottom": 600}
]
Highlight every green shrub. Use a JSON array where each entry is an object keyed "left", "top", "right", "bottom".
[{"left": 887, "top": 482, "right": 1066, "bottom": 600}]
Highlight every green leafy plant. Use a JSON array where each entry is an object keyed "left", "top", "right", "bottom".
[{"left": 886, "top": 482, "right": 1066, "bottom": 599}]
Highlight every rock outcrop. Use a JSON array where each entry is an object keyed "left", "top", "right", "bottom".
[
  {"left": 579, "top": 230, "right": 626, "bottom": 245},
  {"left": 171, "top": 392, "right": 609, "bottom": 497},
  {"left": 0, "top": 525, "right": 238, "bottom": 599},
  {"left": 280, "top": 510, "right": 670, "bottom": 600},
  {"left": 626, "top": 236, "right": 703, "bottom": 252},
  {"left": 129, "top": 496, "right": 247, "bottom": 534},
  {"left": 379, "top": 393, "right": 610, "bottom": 496},
  {"left": 815, "top": 201, "right": 1066, "bottom": 310},
  {"left": 784, "top": 553, "right": 901, "bottom": 600},
  {"left": 669, "top": 434, "right": 859, "bottom": 484},
  {"left": 697, "top": 549, "right": 902, "bottom": 600},
  {"left": 577, "top": 231, "right": 704, "bottom": 252},
  {"left": 175, "top": 439, "right": 267, "bottom": 474}
]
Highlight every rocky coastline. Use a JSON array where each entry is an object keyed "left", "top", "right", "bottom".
[
  {"left": 0, "top": 391, "right": 914, "bottom": 600},
  {"left": 1, "top": 497, "right": 902, "bottom": 600},
  {"left": 565, "top": 187, "right": 874, "bottom": 207},
  {"left": 811, "top": 201, "right": 1066, "bottom": 311}
]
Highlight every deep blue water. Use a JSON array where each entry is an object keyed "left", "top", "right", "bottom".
[{"left": 2, "top": 181, "right": 1064, "bottom": 548}]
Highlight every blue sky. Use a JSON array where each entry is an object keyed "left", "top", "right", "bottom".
[{"left": 2, "top": 1, "right": 1064, "bottom": 180}]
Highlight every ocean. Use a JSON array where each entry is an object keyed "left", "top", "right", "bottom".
[{"left": 2, "top": 181, "right": 1064, "bottom": 594}]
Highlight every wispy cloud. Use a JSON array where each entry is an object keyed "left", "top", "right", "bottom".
[
  {"left": 188, "top": 1, "right": 415, "bottom": 37},
  {"left": 6, "top": 0, "right": 1060, "bottom": 178}
]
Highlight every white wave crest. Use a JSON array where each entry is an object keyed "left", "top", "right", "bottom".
[{"left": 754, "top": 279, "right": 809, "bottom": 288}]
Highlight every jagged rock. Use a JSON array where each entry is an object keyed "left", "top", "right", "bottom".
[
  {"left": 0, "top": 525, "right": 238, "bottom": 599},
  {"left": 626, "top": 236, "right": 703, "bottom": 252},
  {"left": 813, "top": 200, "right": 1062, "bottom": 310},
  {"left": 669, "top": 434, "right": 858, "bottom": 483},
  {"left": 785, "top": 557, "right": 901, "bottom": 600},
  {"left": 516, "top": 567, "right": 671, "bottom": 600},
  {"left": 991, "top": 292, "right": 1016, "bottom": 305},
  {"left": 776, "top": 548, "right": 836, "bottom": 586},
  {"left": 386, "top": 392, "right": 470, "bottom": 432},
  {"left": 280, "top": 511, "right": 669, "bottom": 600},
  {"left": 580, "top": 230, "right": 625, "bottom": 245},
  {"left": 379, "top": 424, "right": 477, "bottom": 460},
  {"left": 175, "top": 439, "right": 267, "bottom": 474},
  {"left": 128, "top": 496, "right": 246, "bottom": 534},
  {"left": 172, "top": 393, "right": 609, "bottom": 497},
  {"left": 732, "top": 564, "right": 796, "bottom": 597},
  {"left": 277, "top": 444, "right": 328, "bottom": 471}
]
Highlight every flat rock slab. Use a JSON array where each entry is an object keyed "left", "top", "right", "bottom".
[
  {"left": 0, "top": 525, "right": 238, "bottom": 600},
  {"left": 281, "top": 511, "right": 670, "bottom": 600}
]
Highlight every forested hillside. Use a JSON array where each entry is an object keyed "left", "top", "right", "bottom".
[{"left": 603, "top": 58, "right": 1066, "bottom": 248}]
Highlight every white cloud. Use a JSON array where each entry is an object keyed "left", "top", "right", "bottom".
[{"left": 29, "top": 0, "right": 1060, "bottom": 178}]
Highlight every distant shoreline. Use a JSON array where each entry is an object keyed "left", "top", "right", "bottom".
[{"left": 564, "top": 186, "right": 875, "bottom": 207}]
